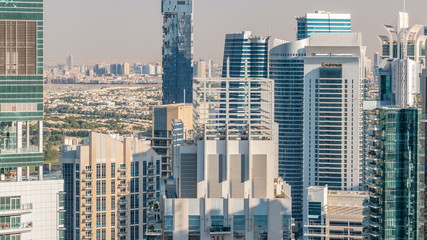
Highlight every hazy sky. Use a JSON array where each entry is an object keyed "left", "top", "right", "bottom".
[{"left": 45, "top": 0, "right": 426, "bottom": 65}]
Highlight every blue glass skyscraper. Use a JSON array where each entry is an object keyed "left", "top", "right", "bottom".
[
  {"left": 222, "top": 31, "right": 270, "bottom": 78},
  {"left": 161, "top": 0, "right": 193, "bottom": 104},
  {"left": 270, "top": 39, "right": 309, "bottom": 236},
  {"left": 296, "top": 11, "right": 351, "bottom": 40}
]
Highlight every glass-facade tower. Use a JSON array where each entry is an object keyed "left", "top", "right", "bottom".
[
  {"left": 161, "top": 0, "right": 193, "bottom": 104},
  {"left": 0, "top": 0, "right": 44, "bottom": 175},
  {"left": 296, "top": 11, "right": 351, "bottom": 40},
  {"left": 365, "top": 108, "right": 422, "bottom": 240},
  {"left": 270, "top": 39, "right": 309, "bottom": 237},
  {"left": 222, "top": 31, "right": 270, "bottom": 78}
]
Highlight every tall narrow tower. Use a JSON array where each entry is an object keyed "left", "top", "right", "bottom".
[
  {"left": 161, "top": 0, "right": 193, "bottom": 104},
  {"left": 0, "top": 1, "right": 65, "bottom": 239}
]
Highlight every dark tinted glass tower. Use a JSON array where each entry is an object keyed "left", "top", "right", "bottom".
[
  {"left": 161, "top": 0, "right": 193, "bottom": 104},
  {"left": 222, "top": 31, "right": 270, "bottom": 78}
]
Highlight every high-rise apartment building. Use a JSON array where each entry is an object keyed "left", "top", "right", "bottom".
[
  {"left": 365, "top": 108, "right": 423, "bottom": 240},
  {"left": 304, "top": 186, "right": 367, "bottom": 240},
  {"left": 61, "top": 133, "right": 163, "bottom": 240},
  {"left": 270, "top": 38, "right": 309, "bottom": 235},
  {"left": 160, "top": 76, "right": 294, "bottom": 240},
  {"left": 110, "top": 64, "right": 123, "bottom": 76},
  {"left": 222, "top": 31, "right": 270, "bottom": 78},
  {"left": 123, "top": 63, "right": 130, "bottom": 75},
  {"left": 151, "top": 103, "right": 193, "bottom": 179},
  {"left": 364, "top": 12, "right": 424, "bottom": 240},
  {"left": 422, "top": 44, "right": 427, "bottom": 240},
  {"left": 66, "top": 54, "right": 73, "bottom": 71},
  {"left": 303, "top": 33, "right": 366, "bottom": 192},
  {"left": 161, "top": 0, "right": 193, "bottom": 104},
  {"left": 0, "top": 1, "right": 65, "bottom": 239},
  {"left": 193, "top": 59, "right": 206, "bottom": 78},
  {"left": 296, "top": 11, "right": 351, "bottom": 40}
]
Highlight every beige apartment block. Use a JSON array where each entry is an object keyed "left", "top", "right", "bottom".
[
  {"left": 61, "top": 132, "right": 162, "bottom": 240},
  {"left": 304, "top": 186, "right": 367, "bottom": 240},
  {"left": 152, "top": 103, "right": 193, "bottom": 178}
]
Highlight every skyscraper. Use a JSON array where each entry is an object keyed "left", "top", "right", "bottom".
[
  {"left": 365, "top": 12, "right": 424, "bottom": 240},
  {"left": 151, "top": 103, "right": 193, "bottom": 179},
  {"left": 0, "top": 1, "right": 65, "bottom": 239},
  {"left": 365, "top": 108, "right": 422, "bottom": 240},
  {"left": 422, "top": 41, "right": 427, "bottom": 239},
  {"left": 378, "top": 17, "right": 426, "bottom": 64},
  {"left": 270, "top": 38, "right": 309, "bottom": 235},
  {"left": 222, "top": 31, "right": 270, "bottom": 78},
  {"left": 161, "top": 76, "right": 294, "bottom": 240},
  {"left": 193, "top": 59, "right": 206, "bottom": 78},
  {"left": 66, "top": 54, "right": 73, "bottom": 71},
  {"left": 303, "top": 32, "right": 366, "bottom": 192},
  {"left": 161, "top": 0, "right": 193, "bottom": 104},
  {"left": 296, "top": 11, "right": 351, "bottom": 40},
  {"left": 61, "top": 133, "right": 163, "bottom": 240}
]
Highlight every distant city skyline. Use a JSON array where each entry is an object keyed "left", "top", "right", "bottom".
[{"left": 45, "top": 0, "right": 425, "bottom": 64}]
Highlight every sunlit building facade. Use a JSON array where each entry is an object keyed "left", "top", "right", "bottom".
[{"left": 161, "top": 0, "right": 193, "bottom": 104}]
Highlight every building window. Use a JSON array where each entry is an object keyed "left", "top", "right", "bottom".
[
  {"left": 233, "top": 215, "right": 245, "bottom": 231},
  {"left": 111, "top": 180, "right": 115, "bottom": 194},
  {"left": 0, "top": 21, "right": 37, "bottom": 75},
  {"left": 111, "top": 212, "right": 116, "bottom": 226},
  {"left": 188, "top": 215, "right": 200, "bottom": 232},
  {"left": 111, "top": 164, "right": 116, "bottom": 178},
  {"left": 211, "top": 216, "right": 224, "bottom": 227},
  {"left": 164, "top": 216, "right": 173, "bottom": 231},
  {"left": 111, "top": 196, "right": 115, "bottom": 210}
]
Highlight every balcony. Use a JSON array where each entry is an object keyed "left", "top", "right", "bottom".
[
  {"left": 82, "top": 233, "right": 93, "bottom": 239},
  {"left": 0, "top": 222, "right": 33, "bottom": 235},
  {"left": 117, "top": 191, "right": 128, "bottom": 196},
  {"left": 82, "top": 202, "right": 93, "bottom": 207},
  {"left": 82, "top": 218, "right": 93, "bottom": 223},
  {"left": 118, "top": 183, "right": 127, "bottom": 188},
  {"left": 82, "top": 169, "right": 92, "bottom": 174},
  {"left": 118, "top": 175, "right": 127, "bottom": 180},
  {"left": 146, "top": 229, "right": 162, "bottom": 236},
  {"left": 81, "top": 211, "right": 92, "bottom": 215},
  {"left": 82, "top": 185, "right": 93, "bottom": 191},
  {"left": 81, "top": 178, "right": 92, "bottom": 182},
  {"left": 81, "top": 193, "right": 93, "bottom": 199},
  {"left": 119, "top": 215, "right": 127, "bottom": 220},
  {"left": 119, "top": 208, "right": 127, "bottom": 212},
  {"left": 210, "top": 227, "right": 231, "bottom": 235},
  {"left": 118, "top": 231, "right": 127, "bottom": 237},
  {"left": 83, "top": 226, "right": 92, "bottom": 231},
  {"left": 0, "top": 204, "right": 32, "bottom": 216},
  {"left": 117, "top": 167, "right": 127, "bottom": 172}
]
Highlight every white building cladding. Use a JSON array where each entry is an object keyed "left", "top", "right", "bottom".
[
  {"left": 0, "top": 179, "right": 65, "bottom": 240},
  {"left": 161, "top": 77, "right": 294, "bottom": 240},
  {"left": 303, "top": 33, "right": 366, "bottom": 194}
]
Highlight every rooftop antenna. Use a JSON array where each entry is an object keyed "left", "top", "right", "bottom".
[
  {"left": 403, "top": 0, "right": 406, "bottom": 12},
  {"left": 183, "top": 89, "right": 186, "bottom": 104}
]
